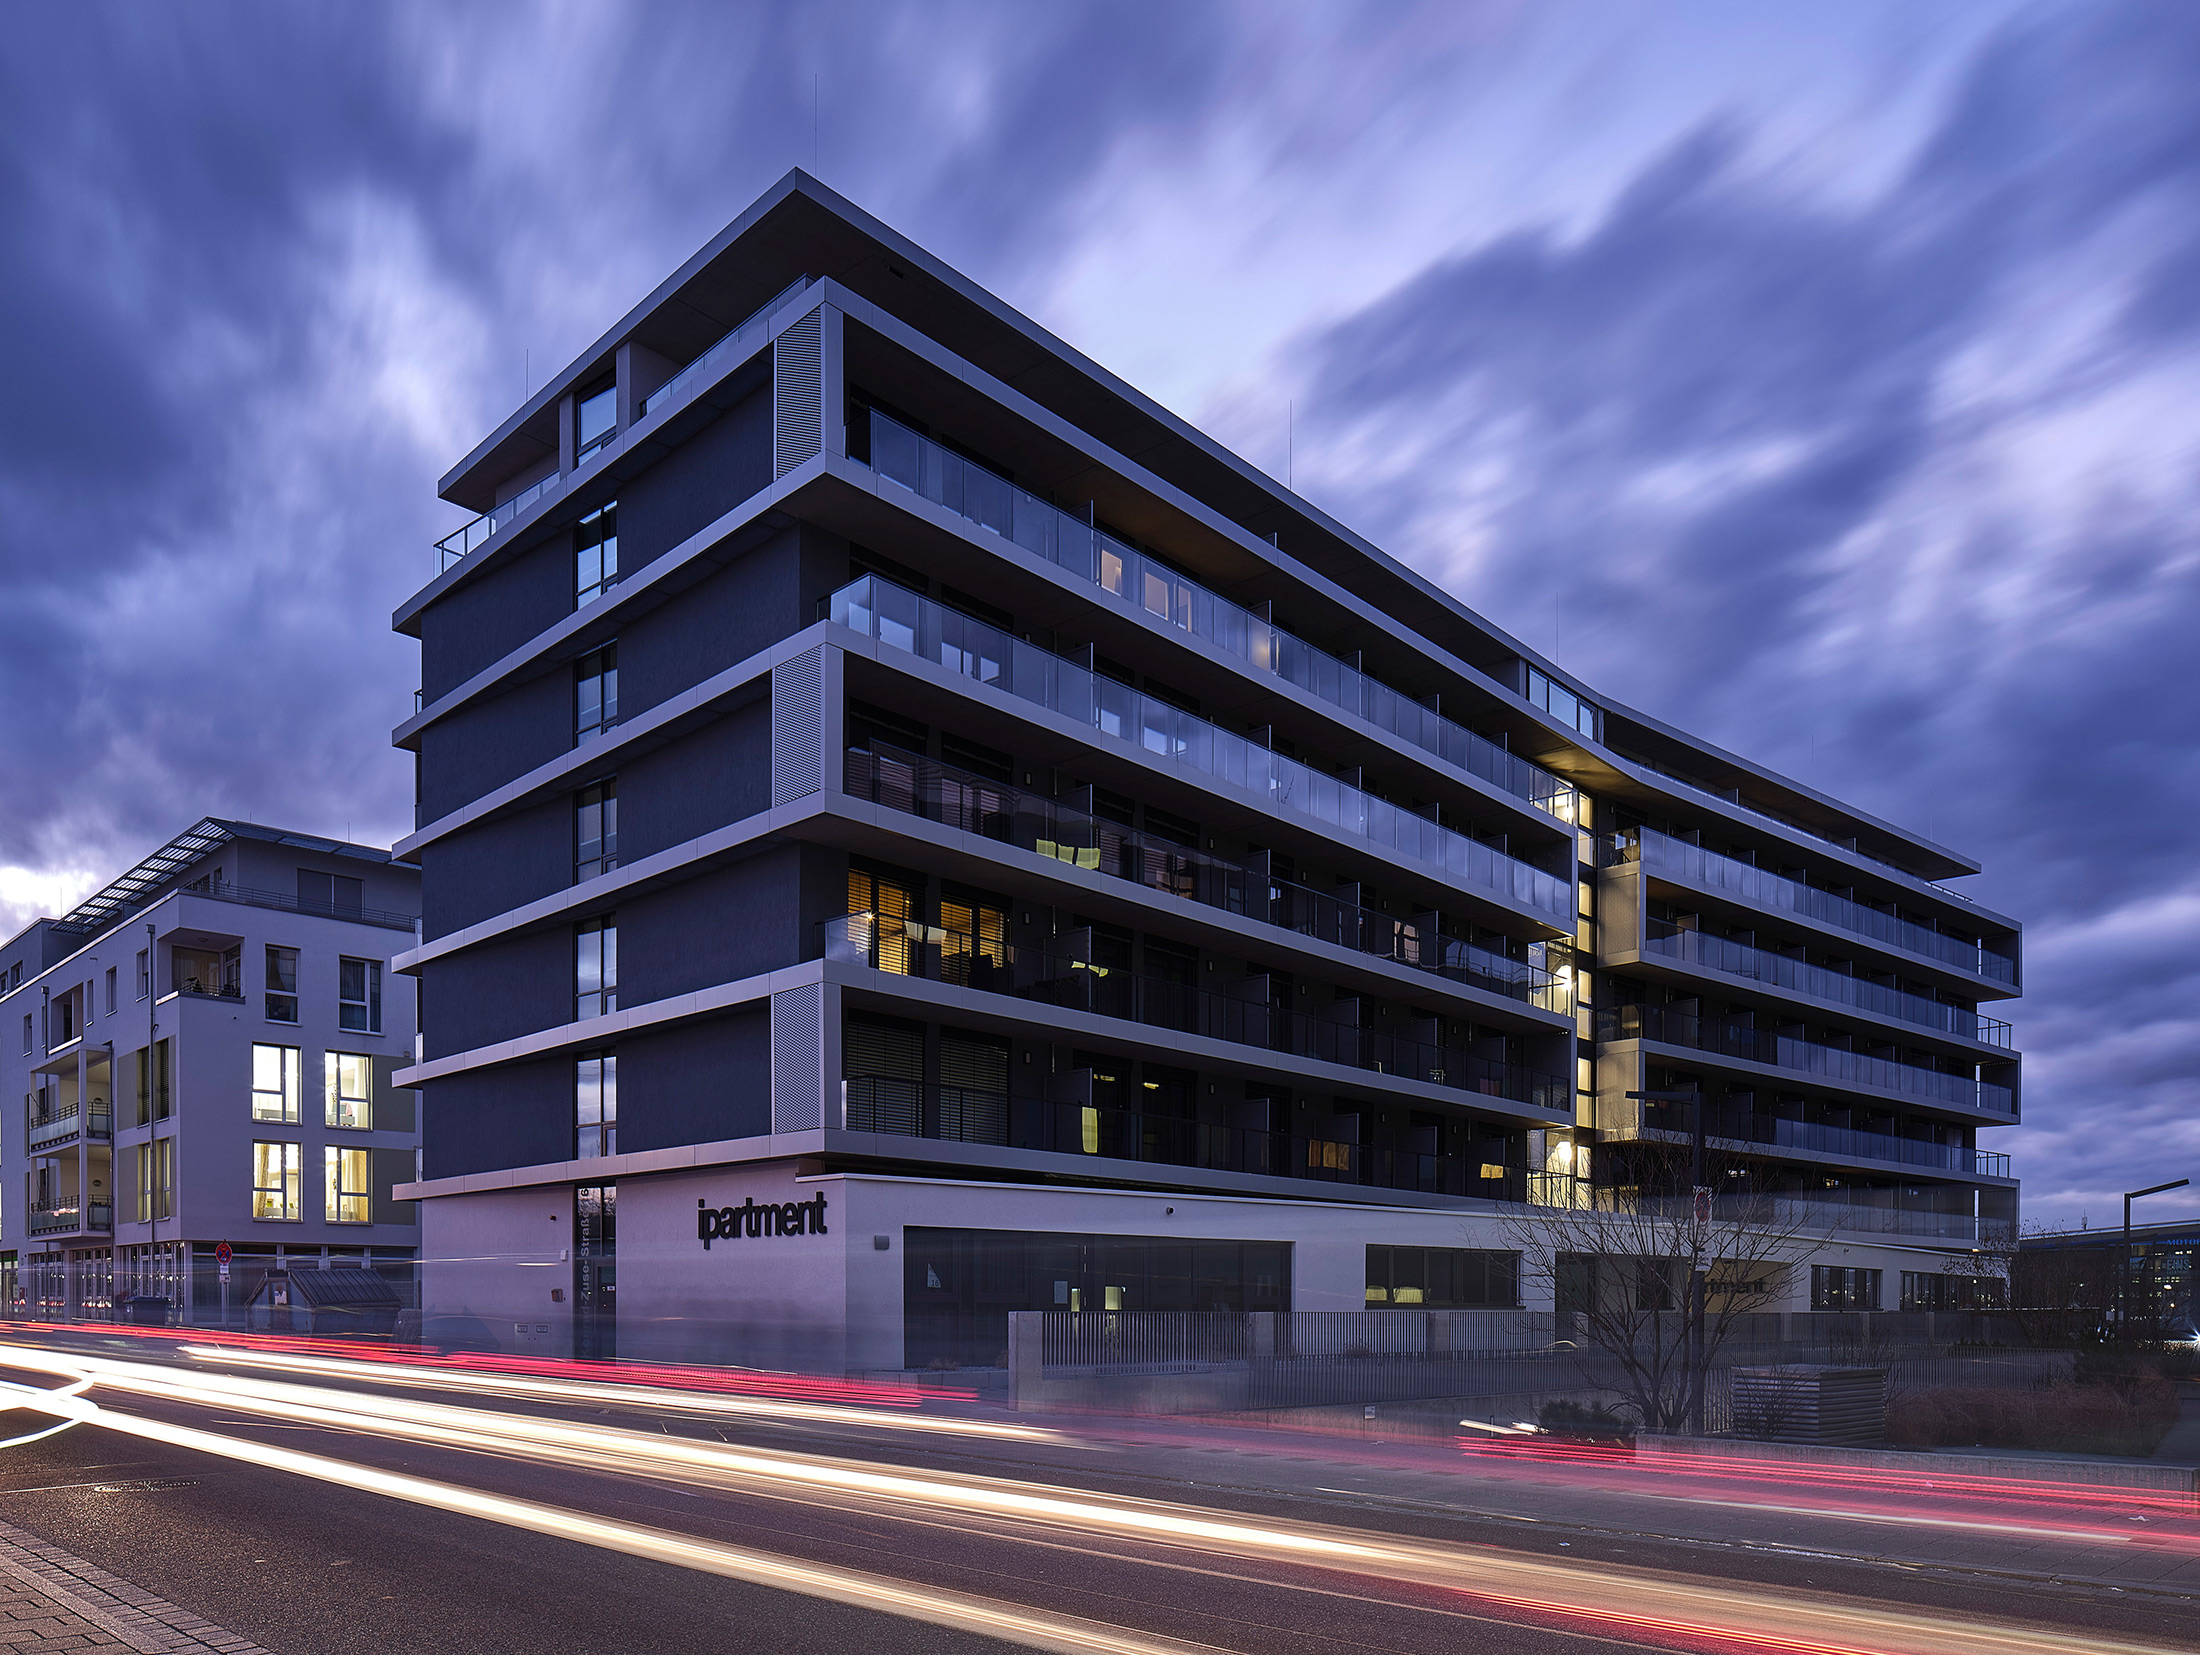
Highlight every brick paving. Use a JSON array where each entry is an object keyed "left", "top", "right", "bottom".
[{"left": 0, "top": 1520, "right": 271, "bottom": 1655}]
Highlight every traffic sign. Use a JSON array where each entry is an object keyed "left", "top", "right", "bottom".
[{"left": 214, "top": 1241, "right": 232, "bottom": 1265}]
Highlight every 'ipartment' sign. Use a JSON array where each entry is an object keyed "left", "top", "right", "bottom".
[{"left": 699, "top": 1194, "right": 828, "bottom": 1249}]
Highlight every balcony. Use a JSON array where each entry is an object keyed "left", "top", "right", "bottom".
[
  {"left": 845, "top": 744, "right": 1567, "bottom": 1016},
  {"left": 1598, "top": 1003, "right": 2017, "bottom": 1117},
  {"left": 1640, "top": 921, "right": 2014, "bottom": 1046},
  {"left": 639, "top": 276, "right": 813, "bottom": 420},
  {"left": 823, "top": 913, "right": 1566, "bottom": 1110},
  {"left": 842, "top": 1077, "right": 1529, "bottom": 1201},
  {"left": 433, "top": 470, "right": 565, "bottom": 572},
  {"left": 1678, "top": 1194, "right": 2009, "bottom": 1243},
  {"left": 1611, "top": 1104, "right": 2011, "bottom": 1178},
  {"left": 1611, "top": 826, "right": 2017, "bottom": 985},
  {"left": 831, "top": 576, "right": 1572, "bottom": 923},
  {"left": 864, "top": 410, "right": 1576, "bottom": 822},
  {"left": 27, "top": 1100, "right": 111, "bottom": 1152},
  {"left": 26, "top": 1200, "right": 113, "bottom": 1237}
]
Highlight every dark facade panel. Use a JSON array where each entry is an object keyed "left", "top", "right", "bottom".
[
  {"left": 419, "top": 529, "right": 575, "bottom": 701},
  {"left": 614, "top": 845, "right": 817, "bottom": 1007},
  {"left": 616, "top": 1005, "right": 772, "bottom": 1152},
  {"left": 421, "top": 1055, "right": 573, "bottom": 1179},
  {"left": 418, "top": 669, "right": 575, "bottom": 824},
  {"left": 618, "top": 699, "right": 772, "bottom": 864},
  {"left": 421, "top": 925, "right": 575, "bottom": 1057},
  {"left": 621, "top": 386, "right": 773, "bottom": 575},
  {"left": 617, "top": 524, "right": 845, "bottom": 719},
  {"left": 419, "top": 795, "right": 574, "bottom": 940}
]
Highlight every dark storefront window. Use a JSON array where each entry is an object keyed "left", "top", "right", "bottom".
[
  {"left": 1365, "top": 1245, "right": 1519, "bottom": 1308},
  {"left": 576, "top": 1184, "right": 617, "bottom": 1360}
]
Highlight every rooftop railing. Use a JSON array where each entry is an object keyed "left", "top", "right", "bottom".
[
  {"left": 844, "top": 743, "right": 1567, "bottom": 1015},
  {"left": 831, "top": 575, "right": 1573, "bottom": 923},
  {"left": 841, "top": 1077, "right": 1531, "bottom": 1201},
  {"left": 865, "top": 410, "right": 1575, "bottom": 821},
  {"left": 434, "top": 470, "right": 565, "bottom": 573},
  {"left": 1598, "top": 1003, "right": 2017, "bottom": 1116},
  {"left": 823, "top": 912, "right": 1566, "bottom": 1109},
  {"left": 1611, "top": 826, "right": 2018, "bottom": 984},
  {"left": 1641, "top": 921, "right": 2014, "bottom": 1046}
]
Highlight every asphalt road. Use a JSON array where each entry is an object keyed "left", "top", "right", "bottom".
[{"left": 0, "top": 1341, "right": 2193, "bottom": 1655}]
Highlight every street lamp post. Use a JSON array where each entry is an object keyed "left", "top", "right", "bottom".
[
  {"left": 2121, "top": 1179, "right": 2190, "bottom": 1340},
  {"left": 1629, "top": 1085, "right": 1706, "bottom": 1433}
]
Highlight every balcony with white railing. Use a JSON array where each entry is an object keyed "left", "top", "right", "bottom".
[{"left": 830, "top": 575, "right": 1574, "bottom": 925}]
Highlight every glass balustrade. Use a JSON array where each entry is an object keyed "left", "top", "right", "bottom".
[
  {"left": 1612, "top": 826, "right": 2018, "bottom": 984},
  {"left": 1619, "top": 1102, "right": 2011, "bottom": 1176},
  {"left": 830, "top": 575, "right": 1573, "bottom": 922},
  {"left": 844, "top": 742, "right": 1569, "bottom": 1014},
  {"left": 865, "top": 410, "right": 1575, "bottom": 820},
  {"left": 1597, "top": 1004, "right": 2017, "bottom": 1116},
  {"left": 1641, "top": 921, "right": 2014, "bottom": 1046}
]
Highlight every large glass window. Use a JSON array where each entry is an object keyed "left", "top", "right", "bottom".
[
  {"left": 1365, "top": 1246, "right": 1520, "bottom": 1308},
  {"left": 576, "top": 919, "right": 618, "bottom": 1021},
  {"left": 253, "top": 1142, "right": 302, "bottom": 1221},
  {"left": 1900, "top": 1271, "right": 2006, "bottom": 1311},
  {"left": 577, "top": 779, "right": 618, "bottom": 882},
  {"left": 325, "top": 1052, "right": 372, "bottom": 1129},
  {"left": 265, "top": 945, "right": 299, "bottom": 1024},
  {"left": 251, "top": 1044, "right": 301, "bottom": 1124},
  {"left": 576, "top": 384, "right": 616, "bottom": 461},
  {"left": 577, "top": 644, "right": 619, "bottom": 743},
  {"left": 135, "top": 1139, "right": 174, "bottom": 1223},
  {"left": 576, "top": 501, "right": 619, "bottom": 603},
  {"left": 1811, "top": 1265, "right": 1882, "bottom": 1311},
  {"left": 338, "top": 957, "right": 382, "bottom": 1033},
  {"left": 1526, "top": 666, "right": 1602, "bottom": 742},
  {"left": 324, "top": 1146, "right": 370, "bottom": 1224},
  {"left": 576, "top": 1053, "right": 617, "bottom": 1159}
]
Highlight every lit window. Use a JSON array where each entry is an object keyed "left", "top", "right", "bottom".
[
  {"left": 576, "top": 1052, "right": 617, "bottom": 1158},
  {"left": 576, "top": 919, "right": 618, "bottom": 1021},
  {"left": 325, "top": 1052, "right": 372, "bottom": 1129},
  {"left": 253, "top": 1141, "right": 302, "bottom": 1221},
  {"left": 577, "top": 779, "right": 618, "bottom": 882},
  {"left": 324, "top": 1146, "right": 370, "bottom": 1224},
  {"left": 576, "top": 501, "right": 619, "bottom": 603},
  {"left": 577, "top": 644, "right": 619, "bottom": 743},
  {"left": 265, "top": 945, "right": 299, "bottom": 1024},
  {"left": 135, "top": 1139, "right": 174, "bottom": 1223},
  {"left": 338, "top": 957, "right": 382, "bottom": 1034},
  {"left": 251, "top": 1044, "right": 301, "bottom": 1124}
]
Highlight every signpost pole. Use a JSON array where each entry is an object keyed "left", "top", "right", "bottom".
[{"left": 215, "top": 1241, "right": 232, "bottom": 1329}]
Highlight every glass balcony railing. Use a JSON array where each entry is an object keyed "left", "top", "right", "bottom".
[
  {"left": 1641, "top": 920, "right": 2014, "bottom": 1047},
  {"left": 841, "top": 1077, "right": 1530, "bottom": 1201},
  {"left": 1615, "top": 1103, "right": 2011, "bottom": 1177},
  {"left": 27, "top": 1101, "right": 111, "bottom": 1151},
  {"left": 1598, "top": 1003, "right": 2017, "bottom": 1116},
  {"left": 434, "top": 471, "right": 565, "bottom": 573},
  {"left": 845, "top": 743, "right": 1569, "bottom": 1014},
  {"left": 864, "top": 411, "right": 1575, "bottom": 820},
  {"left": 822, "top": 912, "right": 1567, "bottom": 1109},
  {"left": 1610, "top": 826, "right": 2018, "bottom": 984},
  {"left": 830, "top": 576, "right": 1573, "bottom": 922},
  {"left": 640, "top": 276, "right": 814, "bottom": 420}
]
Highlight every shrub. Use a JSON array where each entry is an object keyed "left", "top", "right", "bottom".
[{"left": 1889, "top": 1377, "right": 2178, "bottom": 1457}]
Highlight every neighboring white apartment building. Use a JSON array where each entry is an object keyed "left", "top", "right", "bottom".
[{"left": 0, "top": 819, "right": 421, "bottom": 1318}]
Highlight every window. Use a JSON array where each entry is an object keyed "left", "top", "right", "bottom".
[
  {"left": 7, "top": 962, "right": 19, "bottom": 990},
  {"left": 846, "top": 867, "right": 919, "bottom": 974},
  {"left": 1811, "top": 1265, "right": 1882, "bottom": 1311},
  {"left": 138, "top": 1040, "right": 172, "bottom": 1124},
  {"left": 576, "top": 919, "right": 617, "bottom": 1020},
  {"left": 338, "top": 957, "right": 382, "bottom": 1033},
  {"left": 252, "top": 1142, "right": 302, "bottom": 1220},
  {"left": 1526, "top": 665, "right": 1602, "bottom": 741},
  {"left": 1366, "top": 1246, "right": 1520, "bottom": 1309},
  {"left": 325, "top": 1146, "right": 370, "bottom": 1224},
  {"left": 104, "top": 967, "right": 116, "bottom": 1016},
  {"left": 135, "top": 1139, "right": 174, "bottom": 1223},
  {"left": 18, "top": 1014, "right": 27, "bottom": 1055},
  {"left": 252, "top": 1044, "right": 301, "bottom": 1124},
  {"left": 576, "top": 1053, "right": 617, "bottom": 1159},
  {"left": 576, "top": 501, "right": 619, "bottom": 603},
  {"left": 577, "top": 643, "right": 619, "bottom": 742},
  {"left": 577, "top": 779, "right": 618, "bottom": 882},
  {"left": 325, "top": 1052, "right": 372, "bottom": 1129},
  {"left": 1901, "top": 1271, "right": 2006, "bottom": 1311},
  {"left": 136, "top": 949, "right": 149, "bottom": 1000},
  {"left": 576, "top": 383, "right": 616, "bottom": 461},
  {"left": 265, "top": 945, "right": 299, "bottom": 1023},
  {"left": 297, "top": 868, "right": 365, "bottom": 917}
]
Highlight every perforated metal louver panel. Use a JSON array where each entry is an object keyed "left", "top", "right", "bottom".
[
  {"left": 773, "top": 307, "right": 824, "bottom": 477},
  {"left": 771, "top": 983, "right": 824, "bottom": 1133},
  {"left": 771, "top": 647, "right": 824, "bottom": 805}
]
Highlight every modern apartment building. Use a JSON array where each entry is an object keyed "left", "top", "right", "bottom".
[
  {"left": 0, "top": 820, "right": 422, "bottom": 1318},
  {"left": 393, "top": 173, "right": 2020, "bottom": 1371}
]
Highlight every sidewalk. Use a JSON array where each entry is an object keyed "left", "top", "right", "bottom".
[{"left": 0, "top": 1518, "right": 272, "bottom": 1655}]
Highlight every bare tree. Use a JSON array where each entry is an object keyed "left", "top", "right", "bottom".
[{"left": 1501, "top": 1143, "right": 1835, "bottom": 1433}]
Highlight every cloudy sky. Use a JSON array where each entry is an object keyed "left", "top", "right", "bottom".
[{"left": 3, "top": 1, "right": 2194, "bottom": 1227}]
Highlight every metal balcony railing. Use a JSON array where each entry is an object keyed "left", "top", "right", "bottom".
[
  {"left": 1610, "top": 827, "right": 2017, "bottom": 984},
  {"left": 1598, "top": 1003, "right": 2017, "bottom": 1116},
  {"left": 28, "top": 1101, "right": 111, "bottom": 1150},
  {"left": 1641, "top": 920, "right": 2014, "bottom": 1046},
  {"left": 823, "top": 914, "right": 1566, "bottom": 1110},
  {"left": 26, "top": 1200, "right": 112, "bottom": 1235},
  {"left": 863, "top": 409, "right": 1577, "bottom": 821},
  {"left": 845, "top": 744, "right": 1568, "bottom": 1014},
  {"left": 840, "top": 1077, "right": 1530, "bottom": 1199},
  {"left": 830, "top": 575, "right": 1573, "bottom": 922}
]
